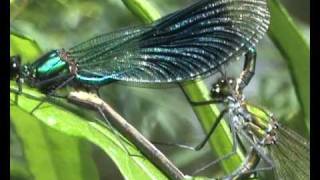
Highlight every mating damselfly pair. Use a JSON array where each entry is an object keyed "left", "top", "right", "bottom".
[{"left": 10, "top": 0, "right": 309, "bottom": 179}]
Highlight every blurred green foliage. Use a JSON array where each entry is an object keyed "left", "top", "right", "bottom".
[
  {"left": 10, "top": 0, "right": 309, "bottom": 179},
  {"left": 10, "top": 82, "right": 166, "bottom": 180}
]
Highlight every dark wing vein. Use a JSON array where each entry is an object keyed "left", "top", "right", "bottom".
[
  {"left": 69, "top": 0, "right": 270, "bottom": 84},
  {"left": 270, "top": 125, "right": 310, "bottom": 180}
]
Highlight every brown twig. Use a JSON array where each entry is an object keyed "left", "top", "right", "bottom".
[{"left": 67, "top": 91, "right": 185, "bottom": 180}]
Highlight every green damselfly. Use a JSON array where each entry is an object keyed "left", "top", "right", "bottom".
[{"left": 188, "top": 77, "right": 309, "bottom": 180}]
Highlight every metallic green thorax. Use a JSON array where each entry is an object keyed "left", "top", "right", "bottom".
[{"left": 36, "top": 51, "right": 67, "bottom": 77}]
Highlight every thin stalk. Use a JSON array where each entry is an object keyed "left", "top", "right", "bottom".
[{"left": 68, "top": 91, "right": 185, "bottom": 180}]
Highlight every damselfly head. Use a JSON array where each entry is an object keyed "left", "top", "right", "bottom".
[
  {"left": 10, "top": 55, "right": 21, "bottom": 79},
  {"left": 210, "top": 77, "right": 237, "bottom": 99},
  {"left": 10, "top": 55, "right": 34, "bottom": 84}
]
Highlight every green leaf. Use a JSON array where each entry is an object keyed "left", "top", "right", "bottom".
[
  {"left": 122, "top": 0, "right": 161, "bottom": 24},
  {"left": 11, "top": 32, "right": 99, "bottom": 180},
  {"left": 11, "top": 104, "right": 99, "bottom": 180},
  {"left": 121, "top": 0, "right": 244, "bottom": 174},
  {"left": 10, "top": 32, "right": 100, "bottom": 180},
  {"left": 10, "top": 84, "right": 168, "bottom": 180},
  {"left": 10, "top": 158, "right": 33, "bottom": 180},
  {"left": 268, "top": 0, "right": 310, "bottom": 130},
  {"left": 10, "top": 32, "right": 42, "bottom": 63}
]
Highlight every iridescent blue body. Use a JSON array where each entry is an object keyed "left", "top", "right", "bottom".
[
  {"left": 76, "top": 74, "right": 115, "bottom": 85},
  {"left": 36, "top": 51, "right": 67, "bottom": 77},
  {"left": 12, "top": 0, "right": 270, "bottom": 92},
  {"left": 23, "top": 49, "right": 115, "bottom": 88}
]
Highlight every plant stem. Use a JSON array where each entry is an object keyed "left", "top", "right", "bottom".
[
  {"left": 268, "top": 0, "right": 310, "bottom": 131},
  {"left": 121, "top": 0, "right": 244, "bottom": 174}
]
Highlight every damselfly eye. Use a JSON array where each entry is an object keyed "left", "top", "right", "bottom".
[{"left": 10, "top": 55, "right": 22, "bottom": 79}]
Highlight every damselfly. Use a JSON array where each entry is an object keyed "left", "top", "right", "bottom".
[
  {"left": 188, "top": 77, "right": 310, "bottom": 180},
  {"left": 10, "top": 0, "right": 270, "bottom": 95},
  {"left": 10, "top": 0, "right": 271, "bottom": 178}
]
